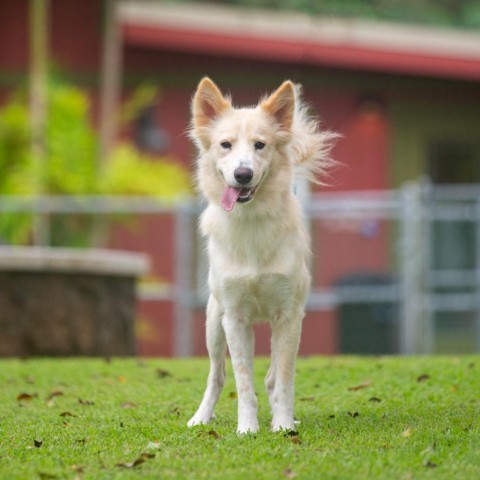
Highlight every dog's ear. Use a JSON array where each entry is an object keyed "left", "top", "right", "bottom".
[
  {"left": 261, "top": 81, "right": 295, "bottom": 132},
  {"left": 192, "top": 77, "right": 231, "bottom": 128}
]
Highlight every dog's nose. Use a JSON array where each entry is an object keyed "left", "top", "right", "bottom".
[{"left": 234, "top": 167, "right": 253, "bottom": 185}]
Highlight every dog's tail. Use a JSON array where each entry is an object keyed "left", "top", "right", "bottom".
[{"left": 289, "top": 85, "right": 340, "bottom": 185}]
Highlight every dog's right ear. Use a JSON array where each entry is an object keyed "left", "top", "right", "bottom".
[{"left": 192, "top": 77, "right": 230, "bottom": 128}]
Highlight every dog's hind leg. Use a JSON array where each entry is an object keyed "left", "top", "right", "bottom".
[
  {"left": 223, "top": 315, "right": 259, "bottom": 434},
  {"left": 269, "top": 313, "right": 303, "bottom": 432},
  {"left": 187, "top": 296, "right": 226, "bottom": 427}
]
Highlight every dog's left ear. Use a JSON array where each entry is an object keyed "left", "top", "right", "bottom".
[{"left": 261, "top": 81, "right": 295, "bottom": 132}]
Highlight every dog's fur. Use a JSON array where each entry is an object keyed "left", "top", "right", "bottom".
[{"left": 187, "top": 78, "right": 336, "bottom": 433}]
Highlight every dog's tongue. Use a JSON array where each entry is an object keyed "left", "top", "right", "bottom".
[{"left": 221, "top": 186, "right": 242, "bottom": 212}]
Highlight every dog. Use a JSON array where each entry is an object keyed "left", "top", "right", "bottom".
[{"left": 187, "top": 78, "right": 336, "bottom": 433}]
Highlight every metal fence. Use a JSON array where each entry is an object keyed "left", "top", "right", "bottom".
[{"left": 1, "top": 179, "right": 480, "bottom": 355}]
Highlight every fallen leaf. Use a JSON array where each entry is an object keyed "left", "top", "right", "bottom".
[
  {"left": 47, "top": 390, "right": 64, "bottom": 400},
  {"left": 208, "top": 430, "right": 221, "bottom": 439},
  {"left": 60, "top": 411, "right": 77, "bottom": 417},
  {"left": 348, "top": 382, "right": 372, "bottom": 391},
  {"left": 75, "top": 439, "right": 87, "bottom": 445},
  {"left": 299, "top": 396, "right": 315, "bottom": 402},
  {"left": 38, "top": 472, "right": 57, "bottom": 479},
  {"left": 156, "top": 368, "right": 172, "bottom": 379},
  {"left": 71, "top": 465, "right": 84, "bottom": 474},
  {"left": 116, "top": 452, "right": 155, "bottom": 469},
  {"left": 284, "top": 430, "right": 301, "bottom": 444},
  {"left": 17, "top": 392, "right": 38, "bottom": 401},
  {"left": 228, "top": 391, "right": 237, "bottom": 399},
  {"left": 402, "top": 427, "right": 412, "bottom": 438},
  {"left": 348, "top": 411, "right": 359, "bottom": 418},
  {"left": 283, "top": 468, "right": 296, "bottom": 478},
  {"left": 425, "top": 460, "right": 437, "bottom": 468},
  {"left": 117, "top": 376, "right": 127, "bottom": 383},
  {"left": 120, "top": 402, "right": 137, "bottom": 409},
  {"left": 369, "top": 397, "right": 382, "bottom": 403},
  {"left": 417, "top": 374, "right": 430, "bottom": 382},
  {"left": 78, "top": 398, "right": 94, "bottom": 406},
  {"left": 34, "top": 439, "right": 43, "bottom": 448}
]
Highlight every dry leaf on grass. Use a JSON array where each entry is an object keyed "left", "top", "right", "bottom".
[
  {"left": 348, "top": 382, "right": 372, "bottom": 391},
  {"left": 116, "top": 453, "right": 155, "bottom": 469},
  {"left": 17, "top": 392, "right": 38, "bottom": 401}
]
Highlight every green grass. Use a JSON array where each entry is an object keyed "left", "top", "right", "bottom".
[{"left": 0, "top": 356, "right": 479, "bottom": 480}]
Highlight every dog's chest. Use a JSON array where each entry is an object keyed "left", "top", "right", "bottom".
[{"left": 219, "top": 273, "right": 296, "bottom": 322}]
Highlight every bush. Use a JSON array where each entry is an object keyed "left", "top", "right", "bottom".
[{"left": 0, "top": 80, "right": 191, "bottom": 246}]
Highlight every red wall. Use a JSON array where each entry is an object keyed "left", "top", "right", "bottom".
[{"left": 0, "top": 1, "right": 390, "bottom": 356}]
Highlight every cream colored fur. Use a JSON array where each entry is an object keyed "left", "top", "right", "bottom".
[{"left": 187, "top": 78, "right": 336, "bottom": 433}]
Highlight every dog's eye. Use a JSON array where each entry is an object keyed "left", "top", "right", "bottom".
[
  {"left": 254, "top": 141, "right": 265, "bottom": 150},
  {"left": 220, "top": 141, "right": 232, "bottom": 149}
]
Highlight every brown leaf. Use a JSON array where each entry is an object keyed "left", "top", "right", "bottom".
[
  {"left": 369, "top": 397, "right": 382, "bottom": 403},
  {"left": 17, "top": 392, "right": 38, "bottom": 401},
  {"left": 284, "top": 430, "right": 301, "bottom": 444},
  {"left": 228, "top": 391, "right": 237, "bottom": 399},
  {"left": 299, "top": 396, "right": 315, "bottom": 402},
  {"left": 38, "top": 473, "right": 57, "bottom": 480},
  {"left": 78, "top": 398, "right": 94, "bottom": 406},
  {"left": 116, "top": 453, "right": 155, "bottom": 469},
  {"left": 417, "top": 374, "right": 430, "bottom": 382},
  {"left": 156, "top": 368, "right": 172, "bottom": 379},
  {"left": 71, "top": 465, "right": 84, "bottom": 474},
  {"left": 60, "top": 411, "right": 77, "bottom": 418},
  {"left": 34, "top": 439, "right": 43, "bottom": 448},
  {"left": 348, "top": 382, "right": 372, "bottom": 391},
  {"left": 120, "top": 402, "right": 137, "bottom": 409},
  {"left": 47, "top": 390, "right": 64, "bottom": 400},
  {"left": 208, "top": 430, "right": 221, "bottom": 440},
  {"left": 283, "top": 468, "right": 297, "bottom": 478}
]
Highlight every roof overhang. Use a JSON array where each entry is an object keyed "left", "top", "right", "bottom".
[{"left": 119, "top": 1, "right": 480, "bottom": 82}]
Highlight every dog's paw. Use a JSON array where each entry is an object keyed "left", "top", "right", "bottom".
[
  {"left": 271, "top": 417, "right": 296, "bottom": 432},
  {"left": 237, "top": 418, "right": 259, "bottom": 434},
  {"left": 187, "top": 413, "right": 212, "bottom": 428}
]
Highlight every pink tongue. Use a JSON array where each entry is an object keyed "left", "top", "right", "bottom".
[{"left": 221, "top": 186, "right": 242, "bottom": 212}]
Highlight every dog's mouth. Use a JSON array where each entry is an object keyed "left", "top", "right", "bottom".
[{"left": 221, "top": 185, "right": 257, "bottom": 211}]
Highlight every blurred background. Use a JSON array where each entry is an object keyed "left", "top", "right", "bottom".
[{"left": 1, "top": 0, "right": 480, "bottom": 357}]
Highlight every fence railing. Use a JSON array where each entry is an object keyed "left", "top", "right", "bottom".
[{"left": 1, "top": 179, "right": 479, "bottom": 355}]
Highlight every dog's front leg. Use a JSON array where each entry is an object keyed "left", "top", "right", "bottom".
[
  {"left": 188, "top": 296, "right": 227, "bottom": 427},
  {"left": 223, "top": 316, "right": 259, "bottom": 434},
  {"left": 269, "top": 314, "right": 303, "bottom": 432}
]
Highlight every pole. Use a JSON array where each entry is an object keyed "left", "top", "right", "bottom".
[{"left": 30, "top": 0, "right": 50, "bottom": 245}]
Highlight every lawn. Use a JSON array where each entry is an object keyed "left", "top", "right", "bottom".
[{"left": 0, "top": 356, "right": 478, "bottom": 480}]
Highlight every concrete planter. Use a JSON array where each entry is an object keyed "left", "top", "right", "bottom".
[{"left": 0, "top": 247, "right": 149, "bottom": 357}]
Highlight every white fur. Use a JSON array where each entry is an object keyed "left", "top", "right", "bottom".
[{"left": 187, "top": 78, "right": 337, "bottom": 433}]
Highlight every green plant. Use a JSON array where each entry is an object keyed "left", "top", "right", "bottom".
[{"left": 0, "top": 80, "right": 191, "bottom": 246}]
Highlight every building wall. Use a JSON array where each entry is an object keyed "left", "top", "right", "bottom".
[{"left": 2, "top": 0, "right": 480, "bottom": 356}]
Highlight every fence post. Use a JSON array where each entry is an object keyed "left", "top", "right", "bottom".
[
  {"left": 399, "top": 181, "right": 425, "bottom": 354},
  {"left": 475, "top": 197, "right": 480, "bottom": 353},
  {"left": 173, "top": 201, "right": 196, "bottom": 357}
]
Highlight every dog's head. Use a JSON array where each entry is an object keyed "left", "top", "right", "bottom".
[{"left": 191, "top": 78, "right": 295, "bottom": 212}]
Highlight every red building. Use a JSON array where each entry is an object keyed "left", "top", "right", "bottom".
[{"left": 1, "top": 1, "right": 480, "bottom": 355}]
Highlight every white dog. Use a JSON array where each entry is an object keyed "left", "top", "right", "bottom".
[{"left": 187, "top": 78, "right": 336, "bottom": 433}]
